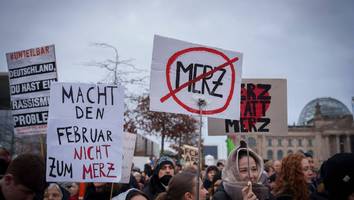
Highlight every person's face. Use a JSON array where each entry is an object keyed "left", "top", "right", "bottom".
[
  {"left": 134, "top": 174, "right": 142, "bottom": 182},
  {"left": 273, "top": 160, "right": 282, "bottom": 174},
  {"left": 301, "top": 158, "right": 313, "bottom": 183},
  {"left": 307, "top": 157, "right": 315, "bottom": 170},
  {"left": 45, "top": 186, "right": 62, "bottom": 200},
  {"left": 267, "top": 167, "right": 275, "bottom": 177},
  {"left": 131, "top": 194, "right": 148, "bottom": 200},
  {"left": 238, "top": 156, "right": 259, "bottom": 183},
  {"left": 1, "top": 174, "right": 35, "bottom": 200},
  {"left": 217, "top": 164, "right": 224, "bottom": 171},
  {"left": 69, "top": 183, "right": 79, "bottom": 196},
  {"left": 207, "top": 170, "right": 216, "bottom": 181},
  {"left": 158, "top": 164, "right": 174, "bottom": 179}
]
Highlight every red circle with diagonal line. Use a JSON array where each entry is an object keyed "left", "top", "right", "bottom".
[{"left": 165, "top": 47, "right": 236, "bottom": 115}]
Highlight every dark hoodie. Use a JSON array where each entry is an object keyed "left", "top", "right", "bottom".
[
  {"left": 203, "top": 165, "right": 219, "bottom": 190},
  {"left": 143, "top": 156, "right": 174, "bottom": 200},
  {"left": 213, "top": 141, "right": 271, "bottom": 200}
]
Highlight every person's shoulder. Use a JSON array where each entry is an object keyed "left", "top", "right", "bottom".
[{"left": 213, "top": 183, "right": 231, "bottom": 200}]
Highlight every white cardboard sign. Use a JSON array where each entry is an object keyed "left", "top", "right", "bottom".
[
  {"left": 150, "top": 35, "right": 243, "bottom": 119},
  {"left": 208, "top": 79, "right": 288, "bottom": 135},
  {"left": 6, "top": 45, "right": 57, "bottom": 135},
  {"left": 120, "top": 132, "right": 137, "bottom": 184},
  {"left": 46, "top": 82, "right": 124, "bottom": 182}
]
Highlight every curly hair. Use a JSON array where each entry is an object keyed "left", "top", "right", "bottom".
[{"left": 272, "top": 154, "right": 309, "bottom": 200}]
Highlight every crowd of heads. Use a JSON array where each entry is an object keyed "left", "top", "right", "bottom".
[{"left": 0, "top": 143, "right": 353, "bottom": 200}]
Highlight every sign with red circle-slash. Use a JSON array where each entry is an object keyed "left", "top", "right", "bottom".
[{"left": 150, "top": 35, "right": 243, "bottom": 120}]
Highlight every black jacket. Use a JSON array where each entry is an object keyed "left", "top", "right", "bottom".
[
  {"left": 143, "top": 175, "right": 166, "bottom": 200},
  {"left": 213, "top": 183, "right": 232, "bottom": 200}
]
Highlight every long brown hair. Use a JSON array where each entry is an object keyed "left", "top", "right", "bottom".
[
  {"left": 156, "top": 172, "right": 197, "bottom": 200},
  {"left": 272, "top": 154, "right": 309, "bottom": 200}
]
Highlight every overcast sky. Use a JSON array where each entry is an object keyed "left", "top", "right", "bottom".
[{"left": 1, "top": 0, "right": 353, "bottom": 124}]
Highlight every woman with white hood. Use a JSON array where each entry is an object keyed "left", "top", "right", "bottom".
[{"left": 213, "top": 140, "right": 271, "bottom": 200}]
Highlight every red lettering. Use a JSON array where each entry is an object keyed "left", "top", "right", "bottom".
[
  {"left": 82, "top": 163, "right": 117, "bottom": 179},
  {"left": 87, "top": 146, "right": 94, "bottom": 160},
  {"left": 82, "top": 164, "right": 93, "bottom": 179},
  {"left": 74, "top": 147, "right": 82, "bottom": 160},
  {"left": 106, "top": 162, "right": 116, "bottom": 178}
]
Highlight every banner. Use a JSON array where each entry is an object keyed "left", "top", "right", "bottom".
[
  {"left": 150, "top": 35, "right": 243, "bottom": 119},
  {"left": 208, "top": 79, "right": 287, "bottom": 135},
  {"left": 120, "top": 132, "right": 137, "bottom": 184},
  {"left": 46, "top": 82, "right": 124, "bottom": 182},
  {"left": 6, "top": 45, "right": 57, "bottom": 135}
]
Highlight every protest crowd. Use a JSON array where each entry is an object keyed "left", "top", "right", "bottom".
[
  {"left": 1, "top": 36, "right": 353, "bottom": 200},
  {"left": 0, "top": 142, "right": 353, "bottom": 200}
]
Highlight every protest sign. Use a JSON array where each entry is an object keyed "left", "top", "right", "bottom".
[
  {"left": 208, "top": 79, "right": 287, "bottom": 135},
  {"left": 120, "top": 132, "right": 137, "bottom": 184},
  {"left": 181, "top": 144, "right": 198, "bottom": 165},
  {"left": 150, "top": 35, "right": 243, "bottom": 119},
  {"left": 6, "top": 45, "right": 57, "bottom": 135},
  {"left": 46, "top": 82, "right": 124, "bottom": 182}
]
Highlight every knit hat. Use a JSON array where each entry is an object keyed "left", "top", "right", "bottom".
[{"left": 154, "top": 156, "right": 174, "bottom": 175}]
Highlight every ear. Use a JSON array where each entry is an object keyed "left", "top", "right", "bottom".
[{"left": 184, "top": 192, "right": 193, "bottom": 200}]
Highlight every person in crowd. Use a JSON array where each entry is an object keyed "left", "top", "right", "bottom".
[
  {"left": 272, "top": 160, "right": 281, "bottom": 175},
  {"left": 272, "top": 153, "right": 310, "bottom": 200},
  {"left": 203, "top": 165, "right": 219, "bottom": 199},
  {"left": 0, "top": 153, "right": 45, "bottom": 200},
  {"left": 304, "top": 152, "right": 317, "bottom": 178},
  {"left": 213, "top": 140, "right": 270, "bottom": 200},
  {"left": 264, "top": 160, "right": 275, "bottom": 177},
  {"left": 322, "top": 153, "right": 354, "bottom": 200},
  {"left": 133, "top": 172, "right": 144, "bottom": 190},
  {"left": 213, "top": 179, "right": 222, "bottom": 195},
  {"left": 268, "top": 160, "right": 281, "bottom": 189},
  {"left": 43, "top": 183, "right": 70, "bottom": 200},
  {"left": 113, "top": 188, "right": 150, "bottom": 200},
  {"left": 156, "top": 171, "right": 208, "bottom": 200},
  {"left": 214, "top": 160, "right": 224, "bottom": 181},
  {"left": 84, "top": 183, "right": 119, "bottom": 200},
  {"left": 141, "top": 171, "right": 148, "bottom": 185},
  {"left": 175, "top": 163, "right": 183, "bottom": 174},
  {"left": 203, "top": 166, "right": 218, "bottom": 189},
  {"left": 67, "top": 182, "right": 79, "bottom": 200},
  {"left": 216, "top": 161, "right": 225, "bottom": 172},
  {"left": 301, "top": 156, "right": 316, "bottom": 194},
  {"left": 143, "top": 156, "right": 175, "bottom": 199},
  {"left": 143, "top": 163, "right": 153, "bottom": 179}
]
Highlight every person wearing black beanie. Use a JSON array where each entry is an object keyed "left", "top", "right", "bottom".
[{"left": 143, "top": 156, "right": 175, "bottom": 199}]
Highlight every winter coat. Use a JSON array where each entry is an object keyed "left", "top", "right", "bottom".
[{"left": 142, "top": 174, "right": 166, "bottom": 200}]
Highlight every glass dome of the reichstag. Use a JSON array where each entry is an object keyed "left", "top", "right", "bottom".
[{"left": 298, "top": 97, "right": 351, "bottom": 125}]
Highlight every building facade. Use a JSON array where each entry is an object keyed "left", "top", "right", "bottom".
[{"left": 244, "top": 97, "right": 354, "bottom": 164}]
